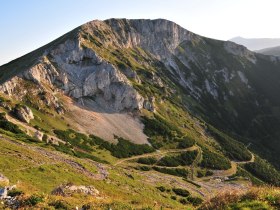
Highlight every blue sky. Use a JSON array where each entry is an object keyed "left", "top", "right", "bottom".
[{"left": 1, "top": 0, "right": 280, "bottom": 65}]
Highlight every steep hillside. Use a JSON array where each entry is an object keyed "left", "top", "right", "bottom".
[{"left": 1, "top": 18, "right": 280, "bottom": 209}]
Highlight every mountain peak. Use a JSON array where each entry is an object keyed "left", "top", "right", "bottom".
[{"left": 80, "top": 18, "right": 198, "bottom": 59}]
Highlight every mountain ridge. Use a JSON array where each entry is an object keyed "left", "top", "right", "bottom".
[{"left": 1, "top": 18, "right": 280, "bottom": 209}]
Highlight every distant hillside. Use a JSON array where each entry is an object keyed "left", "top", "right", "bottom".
[
  {"left": 257, "top": 45, "right": 280, "bottom": 56},
  {"left": 230, "top": 36, "right": 280, "bottom": 51}
]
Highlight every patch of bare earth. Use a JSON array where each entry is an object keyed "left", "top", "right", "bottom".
[{"left": 63, "top": 96, "right": 148, "bottom": 144}]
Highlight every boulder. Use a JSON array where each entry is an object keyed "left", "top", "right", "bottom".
[
  {"left": 13, "top": 105, "right": 34, "bottom": 123},
  {"left": 34, "top": 130, "right": 43, "bottom": 141},
  {"left": 51, "top": 183, "right": 99, "bottom": 197},
  {"left": 143, "top": 97, "right": 156, "bottom": 112},
  {"left": 0, "top": 188, "right": 7, "bottom": 199}
]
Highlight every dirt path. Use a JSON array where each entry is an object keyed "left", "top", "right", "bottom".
[
  {"left": 114, "top": 145, "right": 198, "bottom": 166},
  {"left": 199, "top": 152, "right": 255, "bottom": 180}
]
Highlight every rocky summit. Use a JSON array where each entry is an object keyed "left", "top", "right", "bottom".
[{"left": 0, "top": 19, "right": 280, "bottom": 209}]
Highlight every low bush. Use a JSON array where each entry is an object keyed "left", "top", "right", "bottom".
[
  {"left": 177, "top": 137, "right": 196, "bottom": 149},
  {"left": 110, "top": 137, "right": 155, "bottom": 158},
  {"left": 90, "top": 134, "right": 155, "bottom": 158},
  {"left": 55, "top": 129, "right": 155, "bottom": 159},
  {"left": 172, "top": 188, "right": 190, "bottom": 197},
  {"left": 0, "top": 112, "right": 23, "bottom": 134},
  {"left": 200, "top": 148, "right": 231, "bottom": 170},
  {"left": 49, "top": 200, "right": 72, "bottom": 209},
  {"left": 142, "top": 115, "right": 183, "bottom": 149},
  {"left": 156, "top": 186, "right": 166, "bottom": 192},
  {"left": 25, "top": 194, "right": 44, "bottom": 206},
  {"left": 137, "top": 157, "right": 157, "bottom": 165},
  {"left": 179, "top": 198, "right": 188, "bottom": 205},
  {"left": 157, "top": 150, "right": 198, "bottom": 167},
  {"left": 54, "top": 129, "right": 94, "bottom": 152},
  {"left": 7, "top": 189, "right": 23, "bottom": 197},
  {"left": 171, "top": 195, "right": 177, "bottom": 200},
  {"left": 187, "top": 196, "right": 203, "bottom": 206}
]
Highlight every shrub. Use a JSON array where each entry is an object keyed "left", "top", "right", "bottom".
[
  {"left": 200, "top": 148, "right": 231, "bottom": 170},
  {"left": 90, "top": 134, "right": 155, "bottom": 158},
  {"left": 142, "top": 115, "right": 183, "bottom": 148},
  {"left": 172, "top": 188, "right": 190, "bottom": 197},
  {"left": 7, "top": 189, "right": 23, "bottom": 197},
  {"left": 49, "top": 200, "right": 71, "bottom": 209},
  {"left": 0, "top": 112, "right": 23, "bottom": 134},
  {"left": 177, "top": 137, "right": 196, "bottom": 149},
  {"left": 171, "top": 195, "right": 177, "bottom": 200},
  {"left": 187, "top": 196, "right": 203, "bottom": 206},
  {"left": 157, "top": 150, "right": 198, "bottom": 167},
  {"left": 55, "top": 130, "right": 155, "bottom": 159},
  {"left": 179, "top": 198, "right": 188, "bottom": 205},
  {"left": 137, "top": 157, "right": 157, "bottom": 165},
  {"left": 25, "top": 194, "right": 44, "bottom": 206},
  {"left": 156, "top": 186, "right": 166, "bottom": 192},
  {"left": 110, "top": 137, "right": 155, "bottom": 158},
  {"left": 54, "top": 129, "right": 93, "bottom": 152}
]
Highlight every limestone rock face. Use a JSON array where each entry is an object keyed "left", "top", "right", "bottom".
[
  {"left": 13, "top": 105, "right": 34, "bottom": 123},
  {"left": 52, "top": 183, "right": 99, "bottom": 197},
  {"left": 86, "top": 18, "right": 199, "bottom": 59},
  {"left": 48, "top": 38, "right": 145, "bottom": 111}
]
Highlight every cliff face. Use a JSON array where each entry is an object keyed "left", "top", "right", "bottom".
[
  {"left": 0, "top": 19, "right": 200, "bottom": 112},
  {"left": 0, "top": 31, "right": 145, "bottom": 112}
]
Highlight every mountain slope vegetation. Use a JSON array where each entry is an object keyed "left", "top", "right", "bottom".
[{"left": 0, "top": 18, "right": 280, "bottom": 209}]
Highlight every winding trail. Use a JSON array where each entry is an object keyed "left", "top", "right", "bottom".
[{"left": 113, "top": 145, "right": 198, "bottom": 166}]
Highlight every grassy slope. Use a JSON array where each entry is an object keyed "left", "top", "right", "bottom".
[
  {"left": 0, "top": 136, "right": 190, "bottom": 209},
  {"left": 0, "top": 20, "right": 280, "bottom": 209}
]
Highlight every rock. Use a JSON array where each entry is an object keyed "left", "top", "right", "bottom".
[
  {"left": 46, "top": 136, "right": 59, "bottom": 145},
  {"left": 0, "top": 188, "right": 7, "bottom": 199},
  {"left": 34, "top": 130, "right": 43, "bottom": 141},
  {"left": 0, "top": 102, "right": 12, "bottom": 111},
  {"left": 151, "top": 72, "right": 164, "bottom": 87},
  {"left": 0, "top": 185, "right": 16, "bottom": 199},
  {"left": 51, "top": 183, "right": 99, "bottom": 197},
  {"left": 13, "top": 105, "right": 34, "bottom": 123},
  {"left": 143, "top": 97, "right": 155, "bottom": 112}
]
